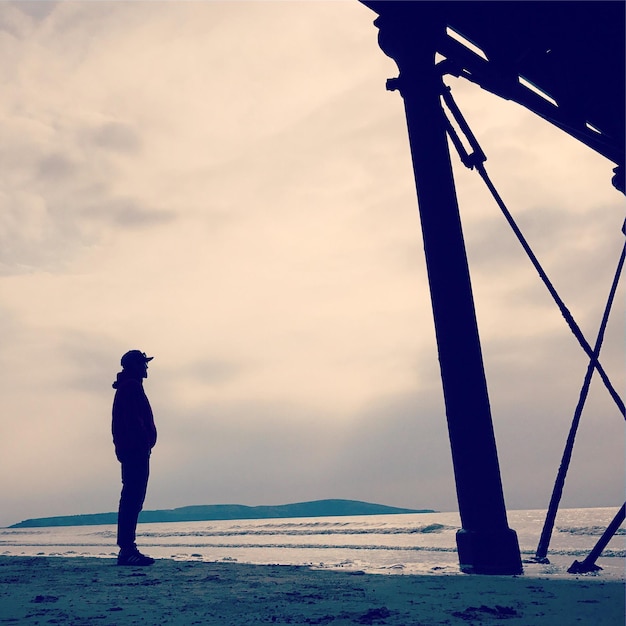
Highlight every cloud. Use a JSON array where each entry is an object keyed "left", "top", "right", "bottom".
[
  {"left": 11, "top": 1, "right": 59, "bottom": 22},
  {"left": 80, "top": 198, "right": 176, "bottom": 230},
  {"left": 86, "top": 122, "right": 142, "bottom": 155},
  {"left": 36, "top": 152, "right": 76, "bottom": 180}
]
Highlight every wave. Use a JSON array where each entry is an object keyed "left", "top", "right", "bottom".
[
  {"left": 557, "top": 526, "right": 626, "bottom": 536},
  {"left": 130, "top": 523, "right": 453, "bottom": 539}
]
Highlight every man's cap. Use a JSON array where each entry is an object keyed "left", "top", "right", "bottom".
[{"left": 121, "top": 350, "right": 154, "bottom": 368}]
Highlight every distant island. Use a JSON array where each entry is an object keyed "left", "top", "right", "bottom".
[{"left": 9, "top": 499, "right": 433, "bottom": 528}]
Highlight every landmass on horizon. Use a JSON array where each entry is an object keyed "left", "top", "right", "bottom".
[{"left": 8, "top": 499, "right": 434, "bottom": 528}]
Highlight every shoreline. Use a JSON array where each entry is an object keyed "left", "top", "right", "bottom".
[{"left": 1, "top": 555, "right": 623, "bottom": 625}]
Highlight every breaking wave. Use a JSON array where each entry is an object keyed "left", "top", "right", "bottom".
[
  {"left": 557, "top": 526, "right": 626, "bottom": 536},
  {"left": 133, "top": 523, "right": 452, "bottom": 539}
]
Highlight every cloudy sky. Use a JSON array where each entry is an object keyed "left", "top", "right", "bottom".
[{"left": 0, "top": 1, "right": 623, "bottom": 528}]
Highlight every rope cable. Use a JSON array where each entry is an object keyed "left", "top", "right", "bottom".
[
  {"left": 534, "top": 235, "right": 625, "bottom": 560},
  {"left": 441, "top": 87, "right": 625, "bottom": 418}
]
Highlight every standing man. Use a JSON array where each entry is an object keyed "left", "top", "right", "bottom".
[{"left": 112, "top": 350, "right": 157, "bottom": 566}]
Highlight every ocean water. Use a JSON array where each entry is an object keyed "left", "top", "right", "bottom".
[{"left": 1, "top": 508, "right": 624, "bottom": 579}]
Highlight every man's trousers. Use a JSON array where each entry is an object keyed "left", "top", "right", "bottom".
[{"left": 117, "top": 454, "right": 150, "bottom": 551}]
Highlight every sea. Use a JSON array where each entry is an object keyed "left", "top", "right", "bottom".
[{"left": 1, "top": 508, "right": 624, "bottom": 580}]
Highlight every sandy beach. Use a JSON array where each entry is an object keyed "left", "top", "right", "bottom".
[{"left": 0, "top": 555, "right": 623, "bottom": 625}]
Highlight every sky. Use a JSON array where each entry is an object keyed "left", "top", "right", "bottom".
[{"left": 0, "top": 1, "right": 623, "bottom": 528}]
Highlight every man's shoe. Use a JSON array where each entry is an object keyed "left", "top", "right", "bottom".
[{"left": 117, "top": 549, "right": 155, "bottom": 566}]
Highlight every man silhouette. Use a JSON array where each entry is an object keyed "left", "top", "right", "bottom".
[{"left": 112, "top": 350, "right": 157, "bottom": 566}]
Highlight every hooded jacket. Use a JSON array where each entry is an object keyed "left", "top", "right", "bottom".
[{"left": 112, "top": 369, "right": 157, "bottom": 462}]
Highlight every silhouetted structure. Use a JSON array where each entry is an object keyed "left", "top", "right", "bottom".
[
  {"left": 112, "top": 350, "right": 157, "bottom": 566},
  {"left": 567, "top": 503, "right": 626, "bottom": 574},
  {"left": 360, "top": 1, "right": 624, "bottom": 575}
]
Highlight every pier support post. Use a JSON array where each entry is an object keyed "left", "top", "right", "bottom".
[{"left": 368, "top": 4, "right": 522, "bottom": 575}]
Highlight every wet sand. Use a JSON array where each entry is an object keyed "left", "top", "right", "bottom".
[{"left": 0, "top": 555, "right": 623, "bottom": 625}]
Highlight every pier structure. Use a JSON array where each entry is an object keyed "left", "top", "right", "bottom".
[{"left": 360, "top": 1, "right": 624, "bottom": 575}]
